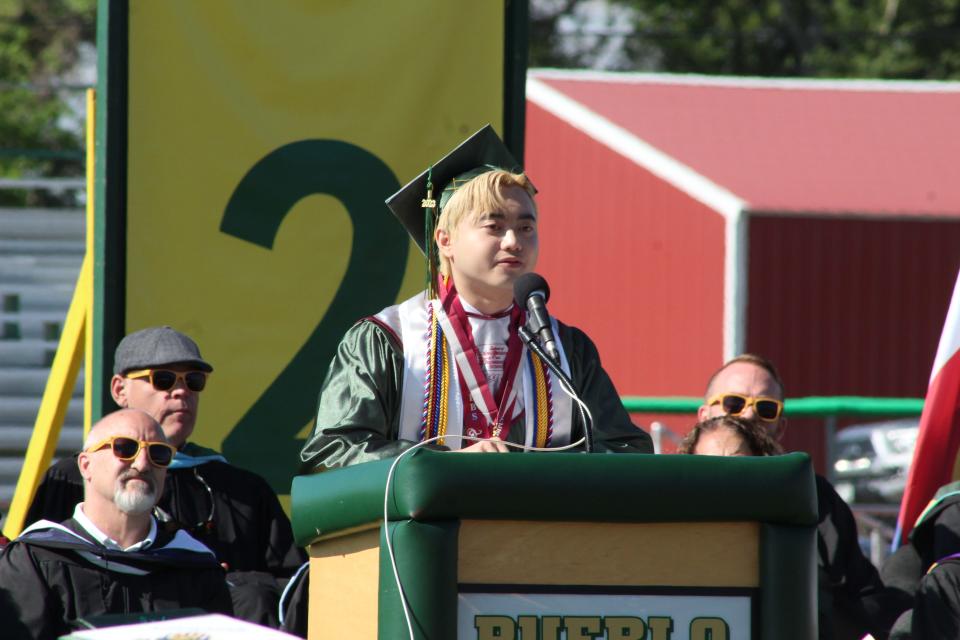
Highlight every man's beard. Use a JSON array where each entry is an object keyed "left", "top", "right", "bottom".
[{"left": 113, "top": 470, "right": 156, "bottom": 515}]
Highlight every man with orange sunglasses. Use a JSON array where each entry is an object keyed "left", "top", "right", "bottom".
[
  {"left": 24, "top": 326, "right": 305, "bottom": 628},
  {"left": 0, "top": 409, "right": 231, "bottom": 639},
  {"left": 698, "top": 354, "right": 900, "bottom": 640},
  {"left": 699, "top": 354, "right": 786, "bottom": 430}
]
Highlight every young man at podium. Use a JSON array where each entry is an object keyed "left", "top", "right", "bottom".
[{"left": 300, "top": 126, "right": 652, "bottom": 472}]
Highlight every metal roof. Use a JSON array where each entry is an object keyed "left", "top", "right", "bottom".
[{"left": 530, "top": 70, "right": 960, "bottom": 218}]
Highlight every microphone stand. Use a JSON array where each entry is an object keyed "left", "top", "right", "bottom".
[{"left": 518, "top": 325, "right": 594, "bottom": 453}]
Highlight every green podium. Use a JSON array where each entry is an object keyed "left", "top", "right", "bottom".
[{"left": 291, "top": 450, "right": 817, "bottom": 639}]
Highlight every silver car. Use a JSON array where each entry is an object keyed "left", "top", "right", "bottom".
[{"left": 832, "top": 417, "right": 919, "bottom": 505}]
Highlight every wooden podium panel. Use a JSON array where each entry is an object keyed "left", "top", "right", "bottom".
[
  {"left": 294, "top": 451, "right": 818, "bottom": 639},
  {"left": 308, "top": 526, "right": 380, "bottom": 638},
  {"left": 458, "top": 520, "right": 759, "bottom": 588}
]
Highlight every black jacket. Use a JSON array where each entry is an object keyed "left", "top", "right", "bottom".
[
  {"left": 816, "top": 474, "right": 901, "bottom": 640},
  {"left": 25, "top": 450, "right": 305, "bottom": 576},
  {"left": 0, "top": 518, "right": 232, "bottom": 640}
]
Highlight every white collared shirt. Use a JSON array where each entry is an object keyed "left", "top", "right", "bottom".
[{"left": 72, "top": 503, "right": 157, "bottom": 552}]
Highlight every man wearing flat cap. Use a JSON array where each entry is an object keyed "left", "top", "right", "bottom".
[
  {"left": 25, "top": 326, "right": 305, "bottom": 626},
  {"left": 300, "top": 125, "right": 652, "bottom": 471}
]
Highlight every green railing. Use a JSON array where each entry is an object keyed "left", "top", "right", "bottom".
[
  {"left": 622, "top": 396, "right": 924, "bottom": 417},
  {"left": 623, "top": 395, "right": 925, "bottom": 566},
  {"left": 622, "top": 395, "right": 925, "bottom": 483}
]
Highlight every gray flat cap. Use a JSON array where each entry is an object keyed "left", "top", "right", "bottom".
[{"left": 113, "top": 326, "right": 213, "bottom": 374}]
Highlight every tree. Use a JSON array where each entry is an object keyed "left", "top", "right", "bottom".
[
  {"left": 531, "top": 0, "right": 960, "bottom": 79},
  {"left": 530, "top": 0, "right": 640, "bottom": 70},
  {"left": 0, "top": 0, "right": 96, "bottom": 206}
]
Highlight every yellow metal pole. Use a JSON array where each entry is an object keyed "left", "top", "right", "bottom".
[
  {"left": 3, "top": 258, "right": 90, "bottom": 539},
  {"left": 2, "top": 89, "right": 96, "bottom": 539},
  {"left": 84, "top": 88, "right": 96, "bottom": 436}
]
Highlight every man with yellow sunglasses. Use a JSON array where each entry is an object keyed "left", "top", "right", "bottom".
[
  {"left": 23, "top": 326, "right": 305, "bottom": 628},
  {"left": 698, "top": 354, "right": 900, "bottom": 640},
  {"left": 699, "top": 354, "right": 785, "bottom": 427},
  {"left": 0, "top": 409, "right": 231, "bottom": 639}
]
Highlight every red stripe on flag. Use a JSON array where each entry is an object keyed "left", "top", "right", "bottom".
[{"left": 898, "top": 267, "right": 960, "bottom": 543}]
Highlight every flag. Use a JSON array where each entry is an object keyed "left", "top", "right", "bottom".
[{"left": 898, "top": 267, "right": 960, "bottom": 545}]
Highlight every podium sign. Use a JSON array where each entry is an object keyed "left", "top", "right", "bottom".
[
  {"left": 462, "top": 591, "right": 751, "bottom": 640},
  {"left": 292, "top": 451, "right": 817, "bottom": 639}
]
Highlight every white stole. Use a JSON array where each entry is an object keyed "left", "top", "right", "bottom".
[{"left": 374, "top": 291, "right": 574, "bottom": 449}]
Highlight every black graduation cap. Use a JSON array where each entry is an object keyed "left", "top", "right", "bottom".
[{"left": 385, "top": 124, "right": 522, "bottom": 253}]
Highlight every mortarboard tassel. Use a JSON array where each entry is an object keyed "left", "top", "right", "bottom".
[{"left": 421, "top": 166, "right": 440, "bottom": 299}]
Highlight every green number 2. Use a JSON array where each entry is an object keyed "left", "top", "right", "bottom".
[{"left": 219, "top": 140, "right": 407, "bottom": 492}]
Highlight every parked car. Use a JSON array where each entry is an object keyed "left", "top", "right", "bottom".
[{"left": 832, "top": 417, "right": 919, "bottom": 505}]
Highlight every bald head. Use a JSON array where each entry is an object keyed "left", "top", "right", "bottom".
[
  {"left": 704, "top": 354, "right": 784, "bottom": 399},
  {"left": 705, "top": 361, "right": 783, "bottom": 401},
  {"left": 84, "top": 409, "right": 166, "bottom": 450},
  {"left": 79, "top": 409, "right": 169, "bottom": 520}
]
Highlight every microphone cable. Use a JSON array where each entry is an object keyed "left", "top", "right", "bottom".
[
  {"left": 384, "top": 429, "right": 590, "bottom": 639},
  {"left": 519, "top": 324, "right": 595, "bottom": 451}
]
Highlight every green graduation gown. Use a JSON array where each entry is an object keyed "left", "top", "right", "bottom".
[{"left": 300, "top": 295, "right": 653, "bottom": 472}]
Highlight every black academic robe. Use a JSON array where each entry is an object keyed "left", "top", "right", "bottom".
[
  {"left": 25, "top": 447, "right": 305, "bottom": 577},
  {"left": 911, "top": 554, "right": 960, "bottom": 639},
  {"left": 880, "top": 480, "right": 960, "bottom": 636},
  {"left": 882, "top": 481, "right": 960, "bottom": 595},
  {"left": 816, "top": 474, "right": 900, "bottom": 640},
  {"left": 0, "top": 518, "right": 232, "bottom": 640},
  {"left": 25, "top": 452, "right": 307, "bottom": 627}
]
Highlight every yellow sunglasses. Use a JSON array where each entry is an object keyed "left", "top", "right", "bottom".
[
  {"left": 126, "top": 368, "right": 208, "bottom": 392},
  {"left": 85, "top": 435, "right": 176, "bottom": 467},
  {"left": 707, "top": 393, "right": 783, "bottom": 422}
]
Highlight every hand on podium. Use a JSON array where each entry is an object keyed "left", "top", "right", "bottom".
[{"left": 455, "top": 438, "right": 511, "bottom": 454}]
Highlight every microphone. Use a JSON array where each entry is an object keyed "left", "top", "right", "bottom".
[
  {"left": 510, "top": 280, "right": 596, "bottom": 453},
  {"left": 513, "top": 273, "right": 560, "bottom": 363}
]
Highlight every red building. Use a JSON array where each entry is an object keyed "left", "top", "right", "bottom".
[{"left": 526, "top": 70, "right": 960, "bottom": 466}]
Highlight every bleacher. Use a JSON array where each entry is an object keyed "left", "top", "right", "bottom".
[{"left": 0, "top": 206, "right": 85, "bottom": 515}]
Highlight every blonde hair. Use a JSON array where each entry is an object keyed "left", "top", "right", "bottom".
[{"left": 435, "top": 170, "right": 537, "bottom": 277}]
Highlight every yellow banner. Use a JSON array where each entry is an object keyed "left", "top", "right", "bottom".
[{"left": 125, "top": 1, "right": 505, "bottom": 491}]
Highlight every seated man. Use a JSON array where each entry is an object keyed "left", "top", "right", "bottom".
[
  {"left": 300, "top": 125, "right": 652, "bottom": 471},
  {"left": 25, "top": 326, "right": 305, "bottom": 625},
  {"left": 698, "top": 353, "right": 900, "bottom": 640},
  {"left": 0, "top": 410, "right": 232, "bottom": 640}
]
